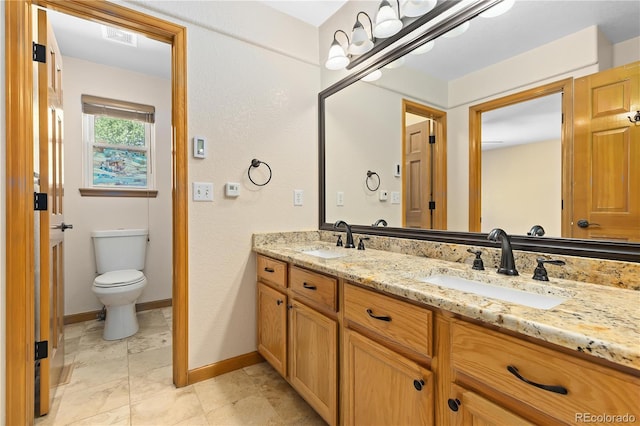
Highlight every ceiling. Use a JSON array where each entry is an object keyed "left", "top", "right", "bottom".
[{"left": 260, "top": 0, "right": 347, "bottom": 27}]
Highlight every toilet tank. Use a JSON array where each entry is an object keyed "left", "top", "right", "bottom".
[{"left": 91, "top": 229, "right": 148, "bottom": 274}]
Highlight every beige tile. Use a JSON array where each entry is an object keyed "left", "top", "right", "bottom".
[
  {"left": 127, "top": 330, "right": 172, "bottom": 355},
  {"left": 54, "top": 378, "right": 130, "bottom": 425},
  {"left": 74, "top": 339, "right": 128, "bottom": 366},
  {"left": 67, "top": 404, "right": 131, "bottom": 426},
  {"left": 128, "top": 345, "right": 172, "bottom": 376},
  {"left": 34, "top": 388, "right": 65, "bottom": 426},
  {"left": 173, "top": 413, "right": 209, "bottom": 426},
  {"left": 64, "top": 323, "right": 86, "bottom": 340},
  {"left": 193, "top": 369, "right": 260, "bottom": 414},
  {"left": 205, "top": 394, "right": 281, "bottom": 426},
  {"left": 129, "top": 365, "right": 174, "bottom": 403},
  {"left": 130, "top": 386, "right": 204, "bottom": 426},
  {"left": 84, "top": 319, "right": 106, "bottom": 333},
  {"left": 136, "top": 310, "right": 170, "bottom": 336},
  {"left": 64, "top": 355, "right": 129, "bottom": 395}
]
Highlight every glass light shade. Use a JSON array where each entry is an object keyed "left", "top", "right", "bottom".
[
  {"left": 374, "top": 1, "right": 403, "bottom": 38},
  {"left": 442, "top": 21, "right": 470, "bottom": 38},
  {"left": 480, "top": 0, "right": 515, "bottom": 18},
  {"left": 409, "top": 40, "right": 435, "bottom": 55},
  {"left": 361, "top": 69, "right": 382, "bottom": 82},
  {"left": 325, "top": 40, "right": 349, "bottom": 70},
  {"left": 383, "top": 56, "right": 405, "bottom": 69},
  {"left": 402, "top": 0, "right": 437, "bottom": 18},
  {"left": 348, "top": 23, "right": 374, "bottom": 55}
]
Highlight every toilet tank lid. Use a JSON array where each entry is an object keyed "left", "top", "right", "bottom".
[{"left": 91, "top": 229, "right": 148, "bottom": 238}]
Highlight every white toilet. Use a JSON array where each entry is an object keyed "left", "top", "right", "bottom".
[{"left": 91, "top": 229, "right": 148, "bottom": 340}]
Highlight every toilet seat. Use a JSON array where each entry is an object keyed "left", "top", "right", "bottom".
[{"left": 94, "top": 269, "right": 145, "bottom": 288}]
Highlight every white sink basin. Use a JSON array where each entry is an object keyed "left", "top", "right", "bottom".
[
  {"left": 421, "top": 274, "right": 567, "bottom": 310},
  {"left": 301, "top": 249, "right": 347, "bottom": 259}
]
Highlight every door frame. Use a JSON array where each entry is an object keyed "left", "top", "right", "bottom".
[
  {"left": 402, "top": 99, "right": 447, "bottom": 230},
  {"left": 5, "top": 1, "right": 189, "bottom": 424},
  {"left": 468, "top": 78, "right": 573, "bottom": 234}
]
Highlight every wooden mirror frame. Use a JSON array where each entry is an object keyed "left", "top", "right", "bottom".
[{"left": 318, "top": 1, "right": 639, "bottom": 263}]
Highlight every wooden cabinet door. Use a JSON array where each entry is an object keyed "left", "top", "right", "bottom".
[
  {"left": 449, "top": 384, "right": 534, "bottom": 426},
  {"left": 257, "top": 282, "right": 287, "bottom": 376},
  {"left": 289, "top": 300, "right": 338, "bottom": 425},
  {"left": 344, "top": 329, "right": 433, "bottom": 426},
  {"left": 573, "top": 62, "right": 639, "bottom": 241}
]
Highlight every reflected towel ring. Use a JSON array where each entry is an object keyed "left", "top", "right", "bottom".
[
  {"left": 248, "top": 159, "right": 272, "bottom": 186},
  {"left": 366, "top": 170, "right": 380, "bottom": 191}
]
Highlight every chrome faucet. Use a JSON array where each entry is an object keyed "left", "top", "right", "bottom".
[
  {"left": 334, "top": 220, "right": 355, "bottom": 248},
  {"left": 527, "top": 225, "right": 545, "bottom": 236},
  {"left": 372, "top": 219, "right": 388, "bottom": 227},
  {"left": 487, "top": 228, "right": 518, "bottom": 276}
]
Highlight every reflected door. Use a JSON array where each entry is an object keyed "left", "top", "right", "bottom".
[
  {"left": 405, "top": 120, "right": 433, "bottom": 228},
  {"left": 573, "top": 62, "right": 640, "bottom": 242}
]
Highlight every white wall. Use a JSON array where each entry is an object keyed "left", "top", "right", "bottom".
[
  {"left": 62, "top": 57, "right": 172, "bottom": 315},
  {"left": 121, "top": 1, "right": 320, "bottom": 369},
  {"left": 482, "top": 139, "right": 561, "bottom": 235},
  {"left": 613, "top": 36, "right": 640, "bottom": 67}
]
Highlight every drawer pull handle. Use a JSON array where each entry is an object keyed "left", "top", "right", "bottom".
[
  {"left": 447, "top": 398, "right": 461, "bottom": 412},
  {"left": 413, "top": 379, "right": 425, "bottom": 391},
  {"left": 276, "top": 299, "right": 283, "bottom": 306},
  {"left": 366, "top": 309, "right": 391, "bottom": 322},
  {"left": 264, "top": 267, "right": 275, "bottom": 273},
  {"left": 302, "top": 282, "right": 317, "bottom": 290},
  {"left": 507, "top": 365, "right": 568, "bottom": 395}
]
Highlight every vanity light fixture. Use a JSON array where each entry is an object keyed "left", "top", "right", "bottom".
[
  {"left": 361, "top": 69, "right": 383, "bottom": 82},
  {"left": 374, "top": 0, "right": 403, "bottom": 38},
  {"left": 410, "top": 39, "right": 435, "bottom": 55},
  {"left": 401, "top": 0, "right": 437, "bottom": 18},
  {"left": 479, "top": 0, "right": 515, "bottom": 18},
  {"left": 442, "top": 20, "right": 470, "bottom": 38},
  {"left": 349, "top": 12, "right": 375, "bottom": 55},
  {"left": 325, "top": 30, "right": 350, "bottom": 70}
]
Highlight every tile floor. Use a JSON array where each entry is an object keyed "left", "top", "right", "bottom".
[{"left": 36, "top": 308, "right": 325, "bottom": 425}]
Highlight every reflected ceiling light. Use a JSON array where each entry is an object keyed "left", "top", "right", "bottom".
[
  {"left": 374, "top": 0, "right": 403, "bottom": 38},
  {"left": 324, "top": 30, "right": 350, "bottom": 70},
  {"left": 402, "top": 0, "right": 437, "bottom": 18},
  {"left": 410, "top": 40, "right": 435, "bottom": 55},
  {"left": 480, "top": 0, "right": 515, "bottom": 18},
  {"left": 361, "top": 69, "right": 383, "bottom": 82},
  {"left": 348, "top": 12, "right": 375, "bottom": 55},
  {"left": 442, "top": 21, "right": 470, "bottom": 38},
  {"left": 383, "top": 56, "right": 405, "bottom": 69}
]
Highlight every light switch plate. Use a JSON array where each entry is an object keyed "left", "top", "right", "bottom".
[
  {"left": 391, "top": 191, "right": 401, "bottom": 204},
  {"left": 294, "top": 189, "right": 304, "bottom": 206},
  {"left": 337, "top": 191, "right": 344, "bottom": 206},
  {"left": 193, "top": 182, "right": 213, "bottom": 201}
]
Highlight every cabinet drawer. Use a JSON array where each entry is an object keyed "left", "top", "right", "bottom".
[
  {"left": 257, "top": 255, "right": 287, "bottom": 288},
  {"left": 451, "top": 320, "right": 640, "bottom": 424},
  {"left": 290, "top": 266, "right": 337, "bottom": 312},
  {"left": 344, "top": 283, "right": 432, "bottom": 357}
]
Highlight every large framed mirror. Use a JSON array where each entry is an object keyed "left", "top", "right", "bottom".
[{"left": 319, "top": 0, "right": 640, "bottom": 261}]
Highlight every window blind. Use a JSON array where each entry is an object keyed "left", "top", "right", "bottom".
[{"left": 81, "top": 94, "right": 155, "bottom": 123}]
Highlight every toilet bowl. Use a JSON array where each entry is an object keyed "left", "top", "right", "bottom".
[{"left": 91, "top": 229, "right": 148, "bottom": 340}]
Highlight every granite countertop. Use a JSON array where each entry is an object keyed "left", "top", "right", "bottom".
[{"left": 253, "top": 235, "right": 640, "bottom": 371}]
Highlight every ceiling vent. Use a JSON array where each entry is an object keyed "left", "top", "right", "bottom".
[{"left": 101, "top": 25, "right": 137, "bottom": 47}]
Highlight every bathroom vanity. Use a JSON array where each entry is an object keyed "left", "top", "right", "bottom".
[{"left": 254, "top": 232, "right": 640, "bottom": 426}]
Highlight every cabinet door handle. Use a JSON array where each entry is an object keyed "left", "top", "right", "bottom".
[
  {"left": 264, "top": 267, "right": 275, "bottom": 273},
  {"left": 276, "top": 299, "right": 283, "bottom": 306},
  {"left": 507, "top": 365, "right": 568, "bottom": 395},
  {"left": 413, "top": 379, "right": 425, "bottom": 391},
  {"left": 302, "top": 282, "right": 317, "bottom": 290},
  {"left": 366, "top": 308, "right": 391, "bottom": 322}
]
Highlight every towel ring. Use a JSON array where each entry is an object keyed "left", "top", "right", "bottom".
[
  {"left": 366, "top": 170, "right": 380, "bottom": 191},
  {"left": 248, "top": 159, "right": 272, "bottom": 186}
]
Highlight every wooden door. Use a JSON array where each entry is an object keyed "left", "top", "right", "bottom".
[
  {"left": 573, "top": 62, "right": 640, "bottom": 241},
  {"left": 35, "top": 8, "right": 66, "bottom": 415},
  {"left": 344, "top": 329, "right": 433, "bottom": 426},
  {"left": 257, "top": 282, "right": 287, "bottom": 377},
  {"left": 289, "top": 300, "right": 338, "bottom": 425},
  {"left": 449, "top": 384, "right": 534, "bottom": 426},
  {"left": 405, "top": 120, "right": 433, "bottom": 229}
]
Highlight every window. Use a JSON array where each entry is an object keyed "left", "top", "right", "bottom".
[{"left": 81, "top": 95, "right": 157, "bottom": 196}]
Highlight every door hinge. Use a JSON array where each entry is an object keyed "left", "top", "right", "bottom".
[
  {"left": 429, "top": 135, "right": 436, "bottom": 144},
  {"left": 34, "top": 192, "right": 48, "bottom": 211},
  {"left": 32, "top": 42, "right": 46, "bottom": 63},
  {"left": 35, "top": 340, "right": 48, "bottom": 361},
  {"left": 428, "top": 201, "right": 436, "bottom": 210}
]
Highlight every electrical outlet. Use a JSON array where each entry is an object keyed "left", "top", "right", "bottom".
[
  {"left": 193, "top": 182, "right": 213, "bottom": 201},
  {"left": 294, "top": 189, "right": 304, "bottom": 206},
  {"left": 391, "top": 191, "right": 401, "bottom": 204},
  {"left": 225, "top": 182, "right": 240, "bottom": 197},
  {"left": 337, "top": 191, "right": 344, "bottom": 206}
]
